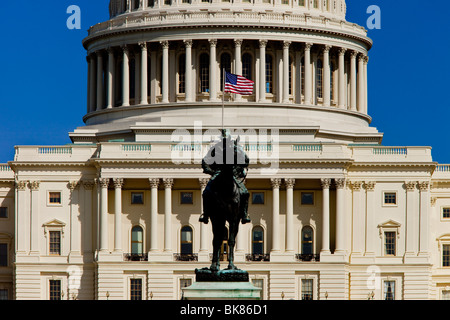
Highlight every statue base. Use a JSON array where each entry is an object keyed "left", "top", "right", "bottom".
[{"left": 181, "top": 268, "right": 261, "bottom": 300}]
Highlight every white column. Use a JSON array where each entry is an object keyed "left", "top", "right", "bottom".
[
  {"left": 99, "top": 178, "right": 110, "bottom": 252},
  {"left": 234, "top": 39, "right": 243, "bottom": 102},
  {"left": 113, "top": 178, "right": 124, "bottom": 253},
  {"left": 419, "top": 181, "right": 430, "bottom": 256},
  {"left": 69, "top": 181, "right": 81, "bottom": 258},
  {"left": 364, "top": 56, "right": 369, "bottom": 114},
  {"left": 184, "top": 40, "right": 194, "bottom": 102},
  {"left": 161, "top": 41, "right": 170, "bottom": 103},
  {"left": 16, "top": 181, "right": 28, "bottom": 254},
  {"left": 82, "top": 180, "right": 95, "bottom": 255},
  {"left": 357, "top": 54, "right": 365, "bottom": 113},
  {"left": 163, "top": 178, "right": 174, "bottom": 253},
  {"left": 350, "top": 51, "right": 357, "bottom": 111},
  {"left": 271, "top": 178, "right": 281, "bottom": 253},
  {"left": 122, "top": 45, "right": 130, "bottom": 107},
  {"left": 350, "top": 181, "right": 364, "bottom": 256},
  {"left": 285, "top": 178, "right": 295, "bottom": 253},
  {"left": 199, "top": 178, "right": 210, "bottom": 257},
  {"left": 87, "top": 55, "right": 96, "bottom": 113},
  {"left": 321, "top": 178, "right": 331, "bottom": 254},
  {"left": 30, "top": 181, "right": 40, "bottom": 254},
  {"left": 259, "top": 40, "right": 267, "bottom": 103},
  {"left": 139, "top": 42, "right": 148, "bottom": 105},
  {"left": 323, "top": 45, "right": 332, "bottom": 107},
  {"left": 304, "top": 43, "right": 313, "bottom": 105},
  {"left": 149, "top": 178, "right": 160, "bottom": 252},
  {"left": 282, "top": 41, "right": 291, "bottom": 104},
  {"left": 338, "top": 48, "right": 347, "bottom": 109},
  {"left": 335, "top": 178, "right": 346, "bottom": 254},
  {"left": 405, "top": 181, "right": 417, "bottom": 256},
  {"left": 107, "top": 48, "right": 115, "bottom": 109},
  {"left": 96, "top": 51, "right": 104, "bottom": 111},
  {"left": 209, "top": 39, "right": 218, "bottom": 102},
  {"left": 364, "top": 181, "right": 376, "bottom": 256}
]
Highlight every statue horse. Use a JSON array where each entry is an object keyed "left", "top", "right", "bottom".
[{"left": 202, "top": 139, "right": 242, "bottom": 272}]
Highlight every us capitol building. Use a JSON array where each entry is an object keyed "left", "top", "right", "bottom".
[{"left": 0, "top": 0, "right": 449, "bottom": 300}]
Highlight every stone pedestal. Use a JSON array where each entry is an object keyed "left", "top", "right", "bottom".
[{"left": 182, "top": 269, "right": 261, "bottom": 300}]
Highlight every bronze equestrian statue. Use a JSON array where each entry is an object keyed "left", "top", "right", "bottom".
[{"left": 199, "top": 129, "right": 250, "bottom": 272}]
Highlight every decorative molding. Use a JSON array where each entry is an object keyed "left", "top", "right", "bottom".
[
  {"left": 350, "top": 181, "right": 363, "bottom": 191},
  {"left": 113, "top": 178, "right": 124, "bottom": 189},
  {"left": 183, "top": 39, "right": 193, "bottom": 48},
  {"left": 160, "top": 40, "right": 170, "bottom": 49},
  {"left": 304, "top": 42, "right": 313, "bottom": 51},
  {"left": 418, "top": 181, "right": 430, "bottom": 192},
  {"left": 284, "top": 178, "right": 295, "bottom": 189},
  {"left": 208, "top": 39, "right": 217, "bottom": 47},
  {"left": 335, "top": 178, "right": 346, "bottom": 189},
  {"left": 16, "top": 180, "right": 28, "bottom": 190},
  {"left": 29, "top": 181, "right": 40, "bottom": 191},
  {"left": 259, "top": 39, "right": 268, "bottom": 48},
  {"left": 149, "top": 178, "right": 160, "bottom": 188},
  {"left": 163, "top": 178, "right": 174, "bottom": 189},
  {"left": 82, "top": 180, "right": 95, "bottom": 190},
  {"left": 234, "top": 39, "right": 243, "bottom": 47},
  {"left": 364, "top": 181, "right": 376, "bottom": 191},
  {"left": 199, "top": 178, "right": 209, "bottom": 189},
  {"left": 270, "top": 178, "right": 282, "bottom": 189},
  {"left": 405, "top": 181, "right": 417, "bottom": 192},
  {"left": 68, "top": 181, "right": 80, "bottom": 191},
  {"left": 320, "top": 178, "right": 331, "bottom": 189},
  {"left": 98, "top": 178, "right": 110, "bottom": 188}
]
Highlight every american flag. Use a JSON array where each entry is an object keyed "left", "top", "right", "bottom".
[{"left": 224, "top": 72, "right": 254, "bottom": 95}]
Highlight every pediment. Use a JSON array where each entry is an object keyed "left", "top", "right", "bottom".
[
  {"left": 377, "top": 220, "right": 401, "bottom": 229},
  {"left": 43, "top": 219, "right": 66, "bottom": 228}
]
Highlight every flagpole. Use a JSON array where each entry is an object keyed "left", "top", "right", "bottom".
[{"left": 222, "top": 68, "right": 225, "bottom": 132}]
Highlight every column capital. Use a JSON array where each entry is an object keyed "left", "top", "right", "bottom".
[
  {"left": 138, "top": 42, "right": 147, "bottom": 50},
  {"left": 405, "top": 181, "right": 417, "bottom": 192},
  {"left": 350, "top": 181, "right": 363, "bottom": 191},
  {"left": 68, "top": 181, "right": 80, "bottom": 191},
  {"left": 321, "top": 178, "right": 332, "bottom": 189},
  {"left": 98, "top": 178, "right": 110, "bottom": 188},
  {"left": 284, "top": 178, "right": 296, "bottom": 189},
  {"left": 259, "top": 39, "right": 268, "bottom": 48},
  {"left": 163, "top": 178, "right": 174, "bottom": 189},
  {"left": 350, "top": 50, "right": 359, "bottom": 59},
  {"left": 234, "top": 39, "right": 243, "bottom": 47},
  {"left": 183, "top": 39, "right": 193, "bottom": 48},
  {"left": 160, "top": 40, "right": 170, "bottom": 49},
  {"left": 16, "top": 180, "right": 28, "bottom": 190},
  {"left": 113, "top": 178, "right": 124, "bottom": 189},
  {"left": 335, "top": 178, "right": 346, "bottom": 189},
  {"left": 199, "top": 178, "right": 210, "bottom": 189},
  {"left": 106, "top": 46, "right": 115, "bottom": 55},
  {"left": 283, "top": 41, "right": 291, "bottom": 49},
  {"left": 338, "top": 47, "right": 347, "bottom": 56},
  {"left": 304, "top": 42, "right": 313, "bottom": 51},
  {"left": 323, "top": 44, "right": 332, "bottom": 53},
  {"left": 29, "top": 181, "right": 40, "bottom": 191},
  {"left": 208, "top": 39, "right": 217, "bottom": 47},
  {"left": 364, "top": 55, "right": 369, "bottom": 64},
  {"left": 121, "top": 44, "right": 129, "bottom": 53},
  {"left": 364, "top": 181, "right": 376, "bottom": 191},
  {"left": 82, "top": 180, "right": 95, "bottom": 190},
  {"left": 149, "top": 178, "right": 160, "bottom": 188},
  {"left": 418, "top": 181, "right": 430, "bottom": 192},
  {"left": 270, "top": 178, "right": 282, "bottom": 189}
]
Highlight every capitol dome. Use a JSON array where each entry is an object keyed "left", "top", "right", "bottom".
[{"left": 73, "top": 0, "right": 380, "bottom": 144}]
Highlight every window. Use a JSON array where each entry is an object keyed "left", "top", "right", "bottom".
[
  {"left": 442, "top": 290, "right": 450, "bottom": 300},
  {"left": 130, "top": 279, "right": 142, "bottom": 300},
  {"left": 148, "top": 0, "right": 155, "bottom": 7},
  {"left": 301, "top": 192, "right": 314, "bottom": 205},
  {"left": 131, "top": 192, "right": 144, "bottom": 205},
  {"left": 266, "top": 54, "right": 273, "bottom": 94},
  {"left": 164, "top": 0, "right": 172, "bottom": 5},
  {"left": 49, "top": 280, "right": 61, "bottom": 300},
  {"left": 49, "top": 192, "right": 62, "bottom": 205},
  {"left": 385, "top": 231, "right": 396, "bottom": 256},
  {"left": 178, "top": 54, "right": 186, "bottom": 94},
  {"left": 132, "top": 0, "right": 140, "bottom": 10},
  {"left": 302, "top": 226, "right": 314, "bottom": 255},
  {"left": 301, "top": 279, "right": 313, "bottom": 300},
  {"left": 299, "top": 0, "right": 305, "bottom": 6},
  {"left": 0, "top": 207, "right": 7, "bottom": 219},
  {"left": 384, "top": 281, "right": 395, "bottom": 300},
  {"left": 443, "top": 208, "right": 450, "bottom": 219},
  {"left": 252, "top": 192, "right": 265, "bottom": 205},
  {"left": 330, "top": 62, "right": 336, "bottom": 102},
  {"left": 181, "top": 192, "right": 193, "bottom": 204},
  {"left": 444, "top": 245, "right": 450, "bottom": 267},
  {"left": 313, "top": 0, "right": 319, "bottom": 8},
  {"left": 0, "top": 244, "right": 7, "bottom": 267},
  {"left": 180, "top": 279, "right": 192, "bottom": 291},
  {"left": 242, "top": 53, "right": 253, "bottom": 81},
  {"left": 252, "top": 227, "right": 264, "bottom": 255},
  {"left": 220, "top": 53, "right": 232, "bottom": 91},
  {"left": 301, "top": 57, "right": 305, "bottom": 97},
  {"left": 289, "top": 55, "right": 293, "bottom": 96},
  {"left": 316, "top": 59, "right": 323, "bottom": 99},
  {"left": 131, "top": 226, "right": 144, "bottom": 255},
  {"left": 0, "top": 289, "right": 8, "bottom": 300},
  {"left": 384, "top": 192, "right": 397, "bottom": 205},
  {"left": 199, "top": 53, "right": 209, "bottom": 93},
  {"left": 49, "top": 231, "right": 61, "bottom": 256},
  {"left": 181, "top": 226, "right": 193, "bottom": 255},
  {"left": 252, "top": 279, "right": 264, "bottom": 300}
]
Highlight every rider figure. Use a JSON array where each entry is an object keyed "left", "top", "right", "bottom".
[{"left": 199, "top": 129, "right": 251, "bottom": 225}]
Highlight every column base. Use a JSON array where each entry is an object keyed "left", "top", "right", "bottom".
[
  {"left": 320, "top": 252, "right": 347, "bottom": 263},
  {"left": 97, "top": 251, "right": 124, "bottom": 262},
  {"left": 270, "top": 252, "right": 295, "bottom": 262},
  {"left": 68, "top": 252, "right": 84, "bottom": 264},
  {"left": 234, "top": 251, "right": 246, "bottom": 263},
  {"left": 198, "top": 251, "right": 210, "bottom": 263},
  {"left": 148, "top": 251, "right": 174, "bottom": 262}
]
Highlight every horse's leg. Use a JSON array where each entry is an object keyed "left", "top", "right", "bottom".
[
  {"left": 227, "top": 219, "right": 239, "bottom": 270},
  {"left": 210, "top": 215, "right": 224, "bottom": 272}
]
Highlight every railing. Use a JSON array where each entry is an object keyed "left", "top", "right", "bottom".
[
  {"left": 38, "top": 147, "right": 73, "bottom": 155},
  {"left": 372, "top": 147, "right": 407, "bottom": 156},
  {"left": 0, "top": 165, "right": 11, "bottom": 172},
  {"left": 295, "top": 254, "right": 320, "bottom": 262},
  {"left": 170, "top": 144, "right": 202, "bottom": 152},
  {"left": 123, "top": 253, "right": 148, "bottom": 261},
  {"left": 121, "top": 144, "right": 151, "bottom": 152},
  {"left": 246, "top": 253, "right": 270, "bottom": 262},
  {"left": 436, "top": 165, "right": 450, "bottom": 172},
  {"left": 292, "top": 144, "right": 322, "bottom": 152},
  {"left": 173, "top": 253, "right": 199, "bottom": 262},
  {"left": 244, "top": 144, "right": 273, "bottom": 152}
]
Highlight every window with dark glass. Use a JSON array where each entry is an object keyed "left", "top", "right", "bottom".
[
  {"left": 302, "top": 226, "right": 313, "bottom": 255},
  {"left": 0, "top": 289, "right": 8, "bottom": 300},
  {"left": 252, "top": 192, "right": 265, "bottom": 205},
  {"left": 301, "top": 192, "right": 314, "bottom": 205},
  {"left": 242, "top": 53, "right": 253, "bottom": 81},
  {"left": 131, "top": 192, "right": 144, "bottom": 205},
  {"left": 49, "top": 192, "right": 61, "bottom": 204},
  {"left": 130, "top": 279, "right": 142, "bottom": 300},
  {"left": 301, "top": 279, "right": 313, "bottom": 300},
  {"left": 0, "top": 207, "right": 7, "bottom": 219},
  {"left": 266, "top": 54, "right": 273, "bottom": 93},
  {"left": 220, "top": 53, "right": 232, "bottom": 91},
  {"left": 199, "top": 53, "right": 210, "bottom": 93},
  {"left": 252, "top": 227, "right": 264, "bottom": 255},
  {"left": 443, "top": 208, "right": 450, "bottom": 219},
  {"left": 49, "top": 231, "right": 61, "bottom": 255},
  {"left": 181, "top": 192, "right": 193, "bottom": 205},
  {"left": 130, "top": 57, "right": 136, "bottom": 101},
  {"left": 131, "top": 226, "right": 144, "bottom": 255},
  {"left": 49, "top": 280, "right": 61, "bottom": 300},
  {"left": 0, "top": 244, "right": 7, "bottom": 267},
  {"left": 384, "top": 281, "right": 395, "bottom": 300},
  {"left": 316, "top": 59, "right": 323, "bottom": 99},
  {"left": 385, "top": 232, "right": 396, "bottom": 256},
  {"left": 178, "top": 54, "right": 186, "bottom": 94},
  {"left": 443, "top": 245, "right": 450, "bottom": 267},
  {"left": 384, "top": 192, "right": 397, "bottom": 205},
  {"left": 181, "top": 226, "right": 193, "bottom": 255},
  {"left": 301, "top": 57, "right": 305, "bottom": 97}
]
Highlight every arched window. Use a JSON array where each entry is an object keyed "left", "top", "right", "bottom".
[
  {"left": 178, "top": 54, "right": 186, "bottom": 94},
  {"left": 130, "top": 57, "right": 136, "bottom": 101},
  {"left": 252, "top": 226, "right": 264, "bottom": 255},
  {"left": 181, "top": 226, "right": 193, "bottom": 254},
  {"left": 316, "top": 59, "right": 323, "bottom": 99},
  {"left": 131, "top": 226, "right": 144, "bottom": 255},
  {"left": 301, "top": 226, "right": 314, "bottom": 255},
  {"left": 220, "top": 53, "right": 232, "bottom": 91},
  {"left": 242, "top": 53, "right": 253, "bottom": 81},
  {"left": 266, "top": 54, "right": 273, "bottom": 94},
  {"left": 199, "top": 53, "right": 210, "bottom": 93}
]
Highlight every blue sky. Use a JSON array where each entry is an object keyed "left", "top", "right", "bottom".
[{"left": 0, "top": 0, "right": 449, "bottom": 164}]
